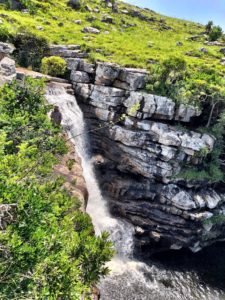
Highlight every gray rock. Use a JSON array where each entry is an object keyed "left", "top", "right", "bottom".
[
  {"left": 82, "top": 27, "right": 100, "bottom": 34},
  {"left": 101, "top": 15, "right": 114, "bottom": 24},
  {"left": 84, "top": 5, "right": 92, "bottom": 12},
  {"left": 199, "top": 47, "right": 208, "bottom": 53},
  {"left": 79, "top": 60, "right": 95, "bottom": 73},
  {"left": 114, "top": 68, "right": 148, "bottom": 91},
  {"left": 66, "top": 58, "right": 80, "bottom": 70},
  {"left": 95, "top": 62, "right": 120, "bottom": 85},
  {"left": 175, "top": 104, "right": 201, "bottom": 122},
  {"left": 0, "top": 57, "right": 16, "bottom": 77},
  {"left": 70, "top": 71, "right": 91, "bottom": 83},
  {"left": 74, "top": 83, "right": 93, "bottom": 101},
  {"left": 73, "top": 19, "right": 82, "bottom": 24},
  {"left": 0, "top": 42, "right": 15, "bottom": 55},
  {"left": 204, "top": 190, "right": 221, "bottom": 209},
  {"left": 171, "top": 191, "right": 196, "bottom": 210},
  {"left": 153, "top": 96, "right": 175, "bottom": 120}
]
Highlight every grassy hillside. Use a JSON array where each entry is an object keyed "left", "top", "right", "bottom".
[{"left": 0, "top": 0, "right": 224, "bottom": 72}]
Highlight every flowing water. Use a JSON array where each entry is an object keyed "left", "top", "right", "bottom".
[{"left": 46, "top": 84, "right": 225, "bottom": 300}]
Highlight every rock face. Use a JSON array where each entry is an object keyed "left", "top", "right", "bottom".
[
  {"left": 50, "top": 44, "right": 87, "bottom": 59},
  {"left": 64, "top": 58, "right": 225, "bottom": 256},
  {"left": 0, "top": 43, "right": 16, "bottom": 84}
]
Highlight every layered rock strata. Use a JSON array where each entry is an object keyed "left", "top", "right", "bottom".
[{"left": 62, "top": 52, "right": 225, "bottom": 255}]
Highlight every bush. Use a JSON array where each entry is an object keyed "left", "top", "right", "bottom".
[
  {"left": 41, "top": 56, "right": 67, "bottom": 77},
  {"left": 12, "top": 31, "right": 49, "bottom": 70},
  {"left": 0, "top": 25, "right": 11, "bottom": 42},
  {"left": 68, "top": 0, "right": 81, "bottom": 9},
  {"left": 209, "top": 26, "right": 223, "bottom": 41}
]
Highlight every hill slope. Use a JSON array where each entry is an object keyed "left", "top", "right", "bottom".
[{"left": 0, "top": 0, "right": 224, "bottom": 72}]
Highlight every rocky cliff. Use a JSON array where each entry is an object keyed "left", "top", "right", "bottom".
[{"left": 51, "top": 45, "right": 225, "bottom": 255}]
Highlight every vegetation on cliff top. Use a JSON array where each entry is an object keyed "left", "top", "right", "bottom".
[
  {"left": 0, "top": 78, "right": 114, "bottom": 299},
  {"left": 0, "top": 0, "right": 224, "bottom": 71}
]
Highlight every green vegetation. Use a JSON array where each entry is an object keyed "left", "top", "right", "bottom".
[
  {"left": 205, "top": 21, "right": 223, "bottom": 41},
  {"left": 41, "top": 56, "right": 67, "bottom": 76},
  {"left": 0, "top": 78, "right": 114, "bottom": 299},
  {"left": 0, "top": 0, "right": 223, "bottom": 70},
  {"left": 12, "top": 32, "right": 49, "bottom": 70}
]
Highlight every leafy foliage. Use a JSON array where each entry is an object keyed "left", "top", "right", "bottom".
[
  {"left": 12, "top": 31, "right": 49, "bottom": 70},
  {"left": 209, "top": 26, "right": 223, "bottom": 42},
  {"left": 0, "top": 78, "right": 114, "bottom": 299},
  {"left": 41, "top": 56, "right": 67, "bottom": 77}
]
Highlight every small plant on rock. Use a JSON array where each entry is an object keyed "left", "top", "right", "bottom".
[{"left": 41, "top": 56, "right": 67, "bottom": 77}]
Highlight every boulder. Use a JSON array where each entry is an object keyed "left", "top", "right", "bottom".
[
  {"left": 82, "top": 27, "right": 100, "bottom": 34},
  {"left": 101, "top": 15, "right": 114, "bottom": 24}
]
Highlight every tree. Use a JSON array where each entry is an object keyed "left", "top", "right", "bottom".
[{"left": 205, "top": 20, "right": 213, "bottom": 34}]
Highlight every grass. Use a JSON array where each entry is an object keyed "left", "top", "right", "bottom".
[{"left": 0, "top": 0, "right": 224, "bottom": 74}]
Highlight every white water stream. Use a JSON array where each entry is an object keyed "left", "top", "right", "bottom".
[{"left": 46, "top": 85, "right": 224, "bottom": 300}]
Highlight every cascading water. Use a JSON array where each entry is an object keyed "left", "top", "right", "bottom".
[{"left": 46, "top": 84, "right": 225, "bottom": 300}]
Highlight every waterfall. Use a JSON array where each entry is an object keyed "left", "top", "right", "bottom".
[
  {"left": 45, "top": 84, "right": 134, "bottom": 258},
  {"left": 45, "top": 84, "right": 223, "bottom": 300}
]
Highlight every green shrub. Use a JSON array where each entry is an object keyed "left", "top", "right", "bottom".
[
  {"left": 68, "top": 0, "right": 81, "bottom": 9},
  {"left": 12, "top": 31, "right": 49, "bottom": 70},
  {"left": 209, "top": 26, "right": 223, "bottom": 41},
  {"left": 41, "top": 56, "right": 67, "bottom": 77},
  {"left": 0, "top": 25, "right": 11, "bottom": 42}
]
